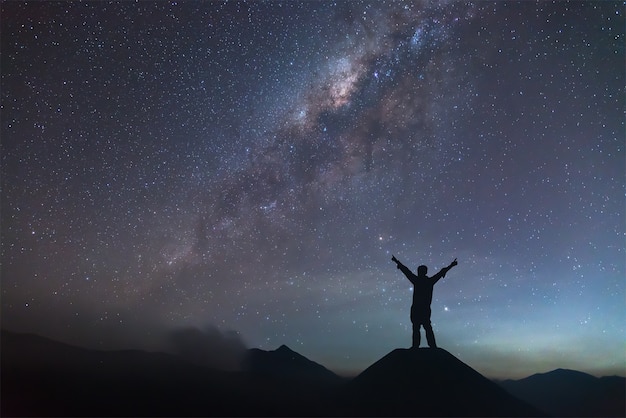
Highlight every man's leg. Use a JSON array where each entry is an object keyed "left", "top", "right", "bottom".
[
  {"left": 410, "top": 307, "right": 420, "bottom": 348},
  {"left": 412, "top": 323, "right": 420, "bottom": 348},
  {"left": 424, "top": 320, "right": 437, "bottom": 348}
]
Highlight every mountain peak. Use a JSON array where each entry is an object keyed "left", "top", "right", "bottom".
[
  {"left": 243, "top": 345, "right": 341, "bottom": 383},
  {"left": 339, "top": 347, "right": 541, "bottom": 417},
  {"left": 276, "top": 344, "right": 293, "bottom": 353}
]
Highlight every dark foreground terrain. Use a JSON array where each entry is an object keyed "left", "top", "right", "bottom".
[{"left": 2, "top": 330, "right": 624, "bottom": 416}]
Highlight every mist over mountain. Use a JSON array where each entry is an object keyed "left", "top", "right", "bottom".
[
  {"left": 2, "top": 330, "right": 624, "bottom": 417},
  {"left": 166, "top": 325, "right": 247, "bottom": 370}
]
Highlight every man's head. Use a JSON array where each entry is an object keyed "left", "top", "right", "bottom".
[{"left": 417, "top": 265, "right": 428, "bottom": 276}]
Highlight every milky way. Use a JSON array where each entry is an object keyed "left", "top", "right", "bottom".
[{"left": 2, "top": 1, "right": 624, "bottom": 378}]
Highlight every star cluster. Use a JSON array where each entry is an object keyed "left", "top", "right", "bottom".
[{"left": 1, "top": 1, "right": 624, "bottom": 379}]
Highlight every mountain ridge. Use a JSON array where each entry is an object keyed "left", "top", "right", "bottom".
[
  {"left": 498, "top": 367, "right": 626, "bottom": 417},
  {"left": 243, "top": 343, "right": 343, "bottom": 383},
  {"left": 2, "top": 329, "right": 623, "bottom": 416}
]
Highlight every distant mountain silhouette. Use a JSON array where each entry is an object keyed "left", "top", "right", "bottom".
[
  {"left": 337, "top": 348, "right": 543, "bottom": 417},
  {"left": 1, "top": 330, "right": 342, "bottom": 417},
  {"left": 498, "top": 368, "right": 626, "bottom": 417},
  {"left": 244, "top": 344, "right": 343, "bottom": 383},
  {"left": 2, "top": 329, "right": 186, "bottom": 373},
  {"left": 1, "top": 329, "right": 247, "bottom": 416},
  {"left": 241, "top": 345, "right": 345, "bottom": 415}
]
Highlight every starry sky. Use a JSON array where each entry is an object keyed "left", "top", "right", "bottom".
[{"left": 1, "top": 1, "right": 624, "bottom": 380}]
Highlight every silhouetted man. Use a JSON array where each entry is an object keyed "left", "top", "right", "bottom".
[{"left": 391, "top": 255, "right": 457, "bottom": 348}]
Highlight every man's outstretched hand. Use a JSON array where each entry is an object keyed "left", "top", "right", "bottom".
[
  {"left": 450, "top": 258, "right": 458, "bottom": 268},
  {"left": 391, "top": 255, "right": 398, "bottom": 264}
]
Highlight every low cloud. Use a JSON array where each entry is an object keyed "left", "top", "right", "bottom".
[{"left": 167, "top": 325, "right": 247, "bottom": 371}]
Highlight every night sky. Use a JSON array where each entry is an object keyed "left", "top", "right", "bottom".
[{"left": 2, "top": 1, "right": 624, "bottom": 379}]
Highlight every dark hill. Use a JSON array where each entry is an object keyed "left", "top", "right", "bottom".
[
  {"left": 244, "top": 344, "right": 342, "bottom": 383},
  {"left": 1, "top": 330, "right": 343, "bottom": 417},
  {"left": 1, "top": 330, "right": 250, "bottom": 416},
  {"left": 498, "top": 368, "right": 626, "bottom": 417},
  {"left": 337, "top": 347, "right": 543, "bottom": 417},
  {"left": 2, "top": 329, "right": 185, "bottom": 374},
  {"left": 241, "top": 345, "right": 345, "bottom": 416}
]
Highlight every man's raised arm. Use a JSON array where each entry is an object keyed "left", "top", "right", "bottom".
[
  {"left": 391, "top": 255, "right": 413, "bottom": 278},
  {"left": 432, "top": 258, "right": 458, "bottom": 284}
]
